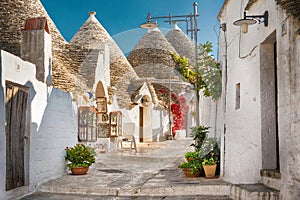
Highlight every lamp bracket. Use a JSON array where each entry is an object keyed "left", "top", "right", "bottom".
[{"left": 243, "top": 11, "right": 268, "bottom": 26}]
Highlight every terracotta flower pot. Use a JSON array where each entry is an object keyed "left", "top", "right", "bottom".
[
  {"left": 181, "top": 168, "right": 201, "bottom": 178},
  {"left": 71, "top": 166, "right": 89, "bottom": 175},
  {"left": 203, "top": 164, "right": 217, "bottom": 179}
]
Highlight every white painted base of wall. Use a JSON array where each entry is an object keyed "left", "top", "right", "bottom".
[{"left": 174, "top": 130, "right": 186, "bottom": 139}]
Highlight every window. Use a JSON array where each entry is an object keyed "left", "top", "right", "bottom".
[
  {"left": 235, "top": 83, "right": 240, "bottom": 110},
  {"left": 78, "top": 107, "right": 97, "bottom": 142}
]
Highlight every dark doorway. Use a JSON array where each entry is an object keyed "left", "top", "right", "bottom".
[
  {"left": 139, "top": 107, "right": 143, "bottom": 142},
  {"left": 5, "top": 81, "right": 29, "bottom": 191}
]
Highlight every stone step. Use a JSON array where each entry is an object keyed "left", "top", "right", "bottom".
[
  {"left": 19, "top": 192, "right": 233, "bottom": 200},
  {"left": 38, "top": 179, "right": 232, "bottom": 197},
  {"left": 38, "top": 167, "right": 232, "bottom": 197},
  {"left": 230, "top": 184, "right": 280, "bottom": 200}
]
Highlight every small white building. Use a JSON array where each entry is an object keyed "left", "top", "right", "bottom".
[{"left": 212, "top": 0, "right": 300, "bottom": 199}]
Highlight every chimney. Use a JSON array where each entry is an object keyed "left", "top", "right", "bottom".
[{"left": 21, "top": 17, "right": 52, "bottom": 84}]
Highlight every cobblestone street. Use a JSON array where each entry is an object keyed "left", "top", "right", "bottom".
[{"left": 18, "top": 138, "right": 232, "bottom": 199}]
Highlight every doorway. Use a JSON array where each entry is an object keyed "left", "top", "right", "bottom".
[
  {"left": 139, "top": 107, "right": 143, "bottom": 142},
  {"left": 5, "top": 81, "right": 29, "bottom": 191},
  {"left": 260, "top": 31, "right": 280, "bottom": 171}
]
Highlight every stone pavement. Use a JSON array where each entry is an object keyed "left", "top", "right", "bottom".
[{"left": 18, "top": 138, "right": 232, "bottom": 200}]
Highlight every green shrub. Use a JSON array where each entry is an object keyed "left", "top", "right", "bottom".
[
  {"left": 184, "top": 151, "right": 200, "bottom": 159},
  {"left": 190, "top": 126, "right": 210, "bottom": 151},
  {"left": 202, "top": 157, "right": 216, "bottom": 165},
  {"left": 178, "top": 159, "right": 203, "bottom": 174},
  {"left": 65, "top": 144, "right": 96, "bottom": 170}
]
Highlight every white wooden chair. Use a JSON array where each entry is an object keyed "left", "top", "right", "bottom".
[{"left": 118, "top": 123, "right": 137, "bottom": 153}]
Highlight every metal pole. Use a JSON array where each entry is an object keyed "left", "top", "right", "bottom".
[
  {"left": 193, "top": 2, "right": 200, "bottom": 127},
  {"left": 169, "top": 61, "right": 173, "bottom": 140}
]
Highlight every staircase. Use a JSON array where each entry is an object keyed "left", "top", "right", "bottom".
[{"left": 230, "top": 184, "right": 280, "bottom": 200}]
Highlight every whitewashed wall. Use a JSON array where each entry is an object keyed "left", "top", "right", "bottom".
[
  {"left": 276, "top": 9, "right": 300, "bottom": 199},
  {"left": 218, "top": 0, "right": 276, "bottom": 184},
  {"left": 218, "top": 0, "right": 300, "bottom": 198},
  {"left": 152, "top": 108, "right": 168, "bottom": 141},
  {"left": 94, "top": 44, "right": 110, "bottom": 91},
  {"left": 112, "top": 82, "right": 156, "bottom": 143},
  {"left": 0, "top": 50, "right": 77, "bottom": 199},
  {"left": 199, "top": 90, "right": 224, "bottom": 176}
]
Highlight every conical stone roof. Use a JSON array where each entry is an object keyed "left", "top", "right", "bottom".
[
  {"left": 127, "top": 28, "right": 177, "bottom": 69},
  {"left": 70, "top": 12, "right": 108, "bottom": 49},
  {"left": 166, "top": 23, "right": 195, "bottom": 65},
  {"left": 70, "top": 12, "right": 138, "bottom": 108},
  {"left": 70, "top": 12, "right": 137, "bottom": 85},
  {"left": 0, "top": 0, "right": 67, "bottom": 56},
  {"left": 127, "top": 28, "right": 190, "bottom": 108}
]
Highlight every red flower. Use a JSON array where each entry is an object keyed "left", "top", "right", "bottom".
[{"left": 170, "top": 95, "right": 188, "bottom": 136}]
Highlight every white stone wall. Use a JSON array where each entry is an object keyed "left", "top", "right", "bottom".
[
  {"left": 278, "top": 12, "right": 300, "bottom": 200},
  {"left": 119, "top": 107, "right": 139, "bottom": 139},
  {"left": 114, "top": 82, "right": 157, "bottom": 143},
  {"left": 0, "top": 50, "right": 77, "bottom": 199},
  {"left": 218, "top": 0, "right": 300, "bottom": 198},
  {"left": 29, "top": 88, "right": 77, "bottom": 185},
  {"left": 218, "top": 0, "right": 276, "bottom": 184},
  {"left": 152, "top": 109, "right": 168, "bottom": 141},
  {"left": 94, "top": 44, "right": 110, "bottom": 91}
]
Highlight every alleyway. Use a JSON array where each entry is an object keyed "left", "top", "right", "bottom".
[{"left": 18, "top": 138, "right": 232, "bottom": 199}]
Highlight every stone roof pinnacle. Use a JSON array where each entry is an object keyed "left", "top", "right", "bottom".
[
  {"left": 88, "top": 11, "right": 97, "bottom": 22},
  {"left": 173, "top": 22, "right": 181, "bottom": 31}
]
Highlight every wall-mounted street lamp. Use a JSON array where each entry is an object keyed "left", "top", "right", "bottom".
[
  {"left": 233, "top": 11, "right": 268, "bottom": 34},
  {"left": 140, "top": 2, "right": 201, "bottom": 133}
]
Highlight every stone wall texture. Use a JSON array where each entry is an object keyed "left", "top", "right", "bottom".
[
  {"left": 166, "top": 27, "right": 195, "bottom": 66},
  {"left": 0, "top": 0, "right": 66, "bottom": 56},
  {"left": 128, "top": 48, "right": 177, "bottom": 69},
  {"left": 0, "top": 0, "right": 86, "bottom": 93},
  {"left": 127, "top": 29, "right": 177, "bottom": 68}
]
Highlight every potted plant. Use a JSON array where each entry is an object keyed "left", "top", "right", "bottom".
[
  {"left": 200, "top": 137, "right": 220, "bottom": 176},
  {"left": 184, "top": 151, "right": 200, "bottom": 162},
  {"left": 190, "top": 126, "right": 210, "bottom": 151},
  {"left": 65, "top": 144, "right": 96, "bottom": 175},
  {"left": 202, "top": 157, "right": 217, "bottom": 178},
  {"left": 178, "top": 159, "right": 202, "bottom": 178}
]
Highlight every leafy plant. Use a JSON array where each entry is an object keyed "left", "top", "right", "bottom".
[
  {"left": 178, "top": 159, "right": 203, "bottom": 174},
  {"left": 200, "top": 137, "right": 220, "bottom": 163},
  {"left": 171, "top": 41, "right": 222, "bottom": 101},
  {"left": 184, "top": 151, "right": 200, "bottom": 160},
  {"left": 202, "top": 157, "right": 216, "bottom": 166},
  {"left": 190, "top": 126, "right": 210, "bottom": 151},
  {"left": 197, "top": 42, "right": 222, "bottom": 100},
  {"left": 65, "top": 144, "right": 96, "bottom": 170}
]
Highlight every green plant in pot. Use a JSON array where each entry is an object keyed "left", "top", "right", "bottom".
[
  {"left": 200, "top": 137, "right": 220, "bottom": 176},
  {"left": 202, "top": 155, "right": 217, "bottom": 178},
  {"left": 184, "top": 151, "right": 200, "bottom": 162},
  {"left": 178, "top": 159, "right": 203, "bottom": 178},
  {"left": 190, "top": 126, "right": 210, "bottom": 151},
  {"left": 65, "top": 144, "right": 96, "bottom": 175}
]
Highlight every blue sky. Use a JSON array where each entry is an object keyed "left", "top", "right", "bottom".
[{"left": 41, "top": 0, "right": 224, "bottom": 57}]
